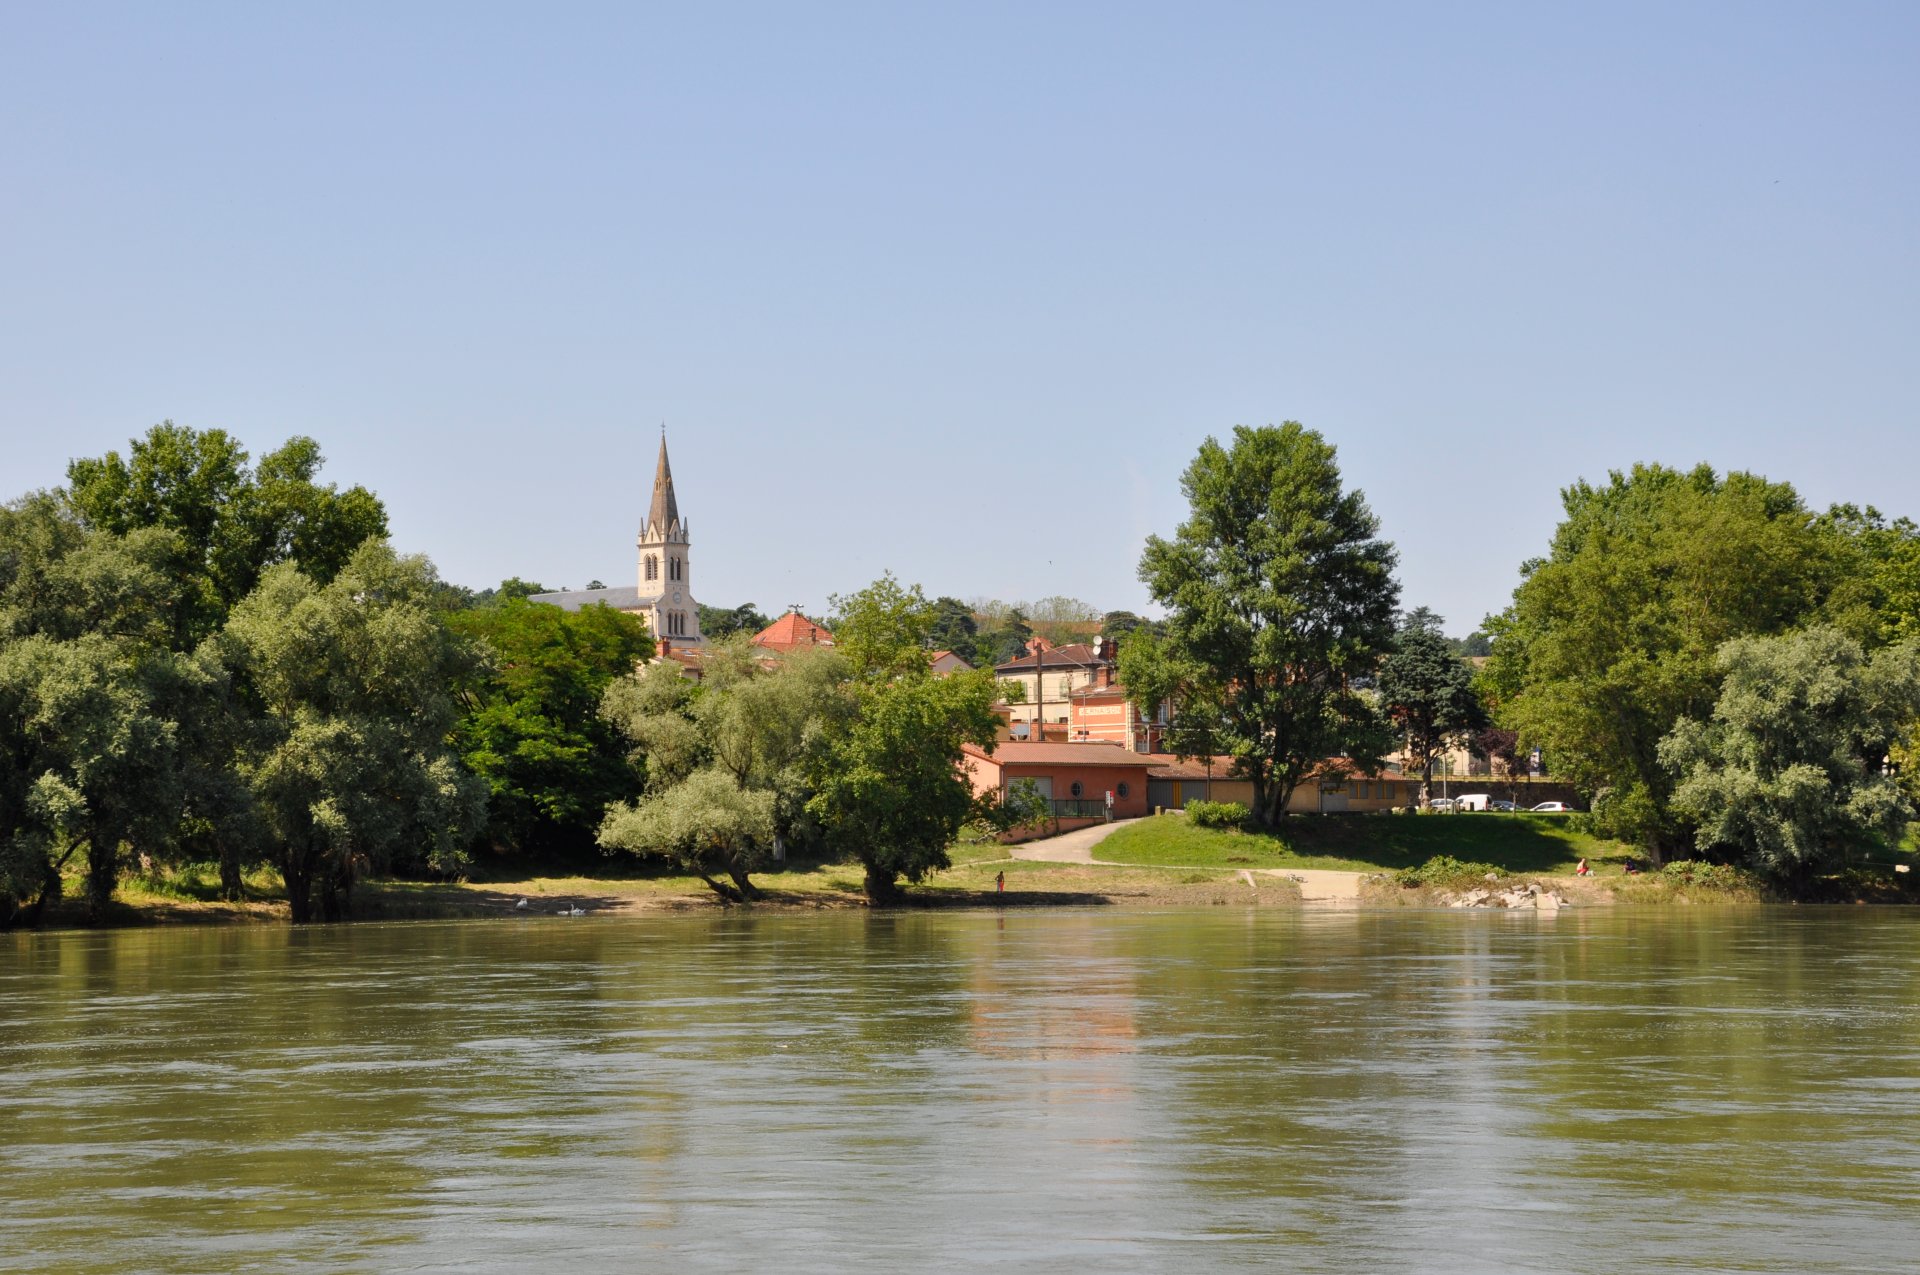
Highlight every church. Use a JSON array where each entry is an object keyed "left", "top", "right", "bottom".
[{"left": 527, "top": 434, "right": 704, "bottom": 644}]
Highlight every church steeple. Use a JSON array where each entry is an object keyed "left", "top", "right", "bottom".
[
  {"left": 646, "top": 430, "right": 682, "bottom": 539},
  {"left": 636, "top": 429, "right": 701, "bottom": 645}
]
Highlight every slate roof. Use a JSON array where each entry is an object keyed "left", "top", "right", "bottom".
[{"left": 527, "top": 586, "right": 645, "bottom": 612}]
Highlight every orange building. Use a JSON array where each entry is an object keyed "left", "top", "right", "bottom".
[{"left": 962, "top": 741, "right": 1153, "bottom": 829}]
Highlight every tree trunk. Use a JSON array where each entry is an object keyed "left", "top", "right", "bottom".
[
  {"left": 862, "top": 862, "right": 902, "bottom": 904},
  {"left": 282, "top": 852, "right": 314, "bottom": 924},
  {"left": 218, "top": 839, "right": 244, "bottom": 901},
  {"left": 726, "top": 863, "right": 762, "bottom": 901},
  {"left": 696, "top": 873, "right": 745, "bottom": 904},
  {"left": 86, "top": 834, "right": 118, "bottom": 921}
]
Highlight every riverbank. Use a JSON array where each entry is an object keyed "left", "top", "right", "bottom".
[{"left": 34, "top": 843, "right": 1302, "bottom": 930}]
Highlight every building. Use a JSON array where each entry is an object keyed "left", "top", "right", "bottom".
[
  {"left": 753, "top": 611, "right": 834, "bottom": 653},
  {"left": 1066, "top": 663, "right": 1164, "bottom": 752},
  {"left": 962, "top": 741, "right": 1153, "bottom": 834},
  {"left": 993, "top": 637, "right": 1118, "bottom": 740},
  {"left": 928, "top": 650, "right": 973, "bottom": 675},
  {"left": 528, "top": 433, "right": 703, "bottom": 646},
  {"left": 1143, "top": 754, "right": 1420, "bottom": 814}
]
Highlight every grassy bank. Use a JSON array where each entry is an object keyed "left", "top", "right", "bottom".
[
  {"left": 1097, "top": 811, "right": 1630, "bottom": 876},
  {"left": 37, "top": 842, "right": 1297, "bottom": 930}
]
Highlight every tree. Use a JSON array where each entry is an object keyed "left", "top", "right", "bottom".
[
  {"left": 66, "top": 423, "right": 387, "bottom": 641},
  {"left": 1124, "top": 424, "right": 1400, "bottom": 827},
  {"left": 450, "top": 597, "right": 654, "bottom": 853},
  {"left": 698, "top": 602, "right": 772, "bottom": 639},
  {"left": 1660, "top": 627, "right": 1920, "bottom": 886},
  {"left": 1482, "top": 464, "right": 1840, "bottom": 855},
  {"left": 219, "top": 544, "right": 486, "bottom": 922},
  {"left": 927, "top": 596, "right": 982, "bottom": 663},
  {"left": 1472, "top": 726, "right": 1526, "bottom": 805},
  {"left": 599, "top": 639, "right": 850, "bottom": 900},
  {"left": 1820, "top": 505, "right": 1920, "bottom": 646},
  {"left": 1100, "top": 610, "right": 1158, "bottom": 645},
  {"left": 1027, "top": 596, "right": 1102, "bottom": 645},
  {"left": 1377, "top": 609, "right": 1488, "bottom": 797},
  {"left": 807, "top": 576, "right": 1003, "bottom": 900}
]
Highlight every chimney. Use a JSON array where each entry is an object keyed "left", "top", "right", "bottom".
[{"left": 1098, "top": 664, "right": 1113, "bottom": 689}]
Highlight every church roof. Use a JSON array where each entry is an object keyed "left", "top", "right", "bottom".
[
  {"left": 754, "top": 611, "right": 834, "bottom": 651},
  {"left": 527, "top": 585, "right": 644, "bottom": 612},
  {"left": 645, "top": 434, "right": 680, "bottom": 538}
]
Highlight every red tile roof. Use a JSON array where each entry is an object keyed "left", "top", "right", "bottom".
[
  {"left": 993, "top": 642, "right": 1106, "bottom": 673},
  {"left": 754, "top": 611, "right": 834, "bottom": 651}
]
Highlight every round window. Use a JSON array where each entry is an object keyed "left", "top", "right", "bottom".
[
  {"left": 1070, "top": 781, "right": 1083, "bottom": 798},
  {"left": 1117, "top": 782, "right": 1130, "bottom": 799}
]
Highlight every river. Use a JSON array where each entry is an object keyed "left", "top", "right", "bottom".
[{"left": 4, "top": 907, "right": 1917, "bottom": 1272}]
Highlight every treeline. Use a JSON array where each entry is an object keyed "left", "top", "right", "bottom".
[
  {"left": 1, "top": 425, "right": 1022, "bottom": 928},
  {"left": 1107, "top": 429, "right": 1920, "bottom": 891}
]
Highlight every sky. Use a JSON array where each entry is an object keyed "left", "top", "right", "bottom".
[{"left": 3, "top": 2, "right": 1917, "bottom": 635}]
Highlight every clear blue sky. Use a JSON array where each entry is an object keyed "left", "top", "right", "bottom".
[{"left": 4, "top": 3, "right": 1916, "bottom": 634}]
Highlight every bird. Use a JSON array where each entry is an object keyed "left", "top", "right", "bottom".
[
  {"left": 557, "top": 904, "right": 586, "bottom": 916},
  {"left": 514, "top": 897, "right": 529, "bottom": 910}
]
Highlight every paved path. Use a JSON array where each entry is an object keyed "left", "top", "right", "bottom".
[
  {"left": 1007, "top": 820, "right": 1128, "bottom": 863},
  {"left": 1007, "top": 821, "right": 1367, "bottom": 905}
]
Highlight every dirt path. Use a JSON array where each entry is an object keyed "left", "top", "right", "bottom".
[{"left": 1009, "top": 822, "right": 1366, "bottom": 905}]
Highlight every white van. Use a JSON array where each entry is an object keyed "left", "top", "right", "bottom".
[{"left": 1454, "top": 794, "right": 1490, "bottom": 812}]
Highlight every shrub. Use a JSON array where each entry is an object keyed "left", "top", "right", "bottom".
[
  {"left": 1658, "top": 860, "right": 1758, "bottom": 890},
  {"left": 1187, "top": 800, "right": 1249, "bottom": 829},
  {"left": 1393, "top": 855, "right": 1502, "bottom": 887}
]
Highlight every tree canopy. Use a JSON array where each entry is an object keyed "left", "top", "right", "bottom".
[
  {"left": 1123, "top": 424, "right": 1400, "bottom": 826},
  {"left": 1481, "top": 464, "right": 1842, "bottom": 853},
  {"left": 1377, "top": 609, "right": 1487, "bottom": 796},
  {"left": 1661, "top": 627, "right": 1920, "bottom": 884}
]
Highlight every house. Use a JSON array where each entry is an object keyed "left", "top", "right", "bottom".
[
  {"left": 1067, "top": 663, "right": 1164, "bottom": 752},
  {"left": 993, "top": 636, "right": 1119, "bottom": 740},
  {"left": 962, "top": 740, "right": 1153, "bottom": 834},
  {"left": 928, "top": 649, "right": 973, "bottom": 675},
  {"left": 754, "top": 611, "right": 834, "bottom": 653}
]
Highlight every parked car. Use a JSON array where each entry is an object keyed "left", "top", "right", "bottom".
[
  {"left": 1489, "top": 799, "right": 1518, "bottom": 812},
  {"left": 1529, "top": 801, "right": 1571, "bottom": 813},
  {"left": 1427, "top": 797, "right": 1457, "bottom": 812}
]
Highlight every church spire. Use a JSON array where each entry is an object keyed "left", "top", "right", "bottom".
[{"left": 647, "top": 430, "right": 680, "bottom": 538}]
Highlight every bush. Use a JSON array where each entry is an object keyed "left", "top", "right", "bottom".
[
  {"left": 1658, "top": 860, "right": 1757, "bottom": 890},
  {"left": 1187, "top": 800, "right": 1249, "bottom": 829},
  {"left": 1393, "top": 854, "right": 1502, "bottom": 887}
]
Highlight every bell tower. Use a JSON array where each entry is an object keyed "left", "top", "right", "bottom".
[{"left": 637, "top": 430, "right": 702, "bottom": 644}]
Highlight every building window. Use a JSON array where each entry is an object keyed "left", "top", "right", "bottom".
[
  {"left": 1070, "top": 781, "right": 1084, "bottom": 798},
  {"left": 645, "top": 555, "right": 658, "bottom": 582},
  {"left": 1117, "top": 782, "right": 1130, "bottom": 799},
  {"left": 670, "top": 557, "right": 681, "bottom": 581}
]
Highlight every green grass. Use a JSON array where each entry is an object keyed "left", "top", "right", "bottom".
[{"left": 1097, "top": 811, "right": 1633, "bottom": 876}]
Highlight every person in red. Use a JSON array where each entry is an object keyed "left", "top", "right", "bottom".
[
  {"left": 995, "top": 870, "right": 1005, "bottom": 892},
  {"left": 1575, "top": 857, "right": 1591, "bottom": 876}
]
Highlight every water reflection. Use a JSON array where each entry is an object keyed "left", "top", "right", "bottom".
[{"left": 3, "top": 908, "right": 1917, "bottom": 1272}]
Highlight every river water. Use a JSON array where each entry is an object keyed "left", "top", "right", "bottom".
[{"left": 4, "top": 907, "right": 1918, "bottom": 1273}]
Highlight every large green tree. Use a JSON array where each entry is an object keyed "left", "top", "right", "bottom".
[
  {"left": 219, "top": 544, "right": 486, "bottom": 922},
  {"left": 1122, "top": 424, "right": 1400, "bottom": 827},
  {"left": 450, "top": 596, "right": 653, "bottom": 853},
  {"left": 807, "top": 576, "right": 1003, "bottom": 901},
  {"left": 1660, "top": 627, "right": 1920, "bottom": 886},
  {"left": 1481, "top": 464, "right": 1840, "bottom": 854},
  {"left": 66, "top": 422, "right": 387, "bottom": 642},
  {"left": 1376, "top": 608, "right": 1488, "bottom": 797}
]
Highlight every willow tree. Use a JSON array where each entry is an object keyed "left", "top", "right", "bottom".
[
  {"left": 219, "top": 543, "right": 485, "bottom": 922},
  {"left": 1123, "top": 424, "right": 1399, "bottom": 828}
]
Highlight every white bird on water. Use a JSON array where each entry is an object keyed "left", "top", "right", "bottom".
[
  {"left": 558, "top": 903, "right": 586, "bottom": 916},
  {"left": 514, "top": 897, "right": 529, "bottom": 910}
]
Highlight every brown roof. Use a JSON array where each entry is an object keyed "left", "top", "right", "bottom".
[
  {"left": 1142, "top": 753, "right": 1237, "bottom": 779},
  {"left": 754, "top": 611, "right": 834, "bottom": 651},
  {"left": 963, "top": 741, "right": 1151, "bottom": 768},
  {"left": 993, "top": 642, "right": 1107, "bottom": 673}
]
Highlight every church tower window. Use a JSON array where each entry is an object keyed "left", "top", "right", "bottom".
[{"left": 645, "top": 555, "right": 658, "bottom": 582}]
